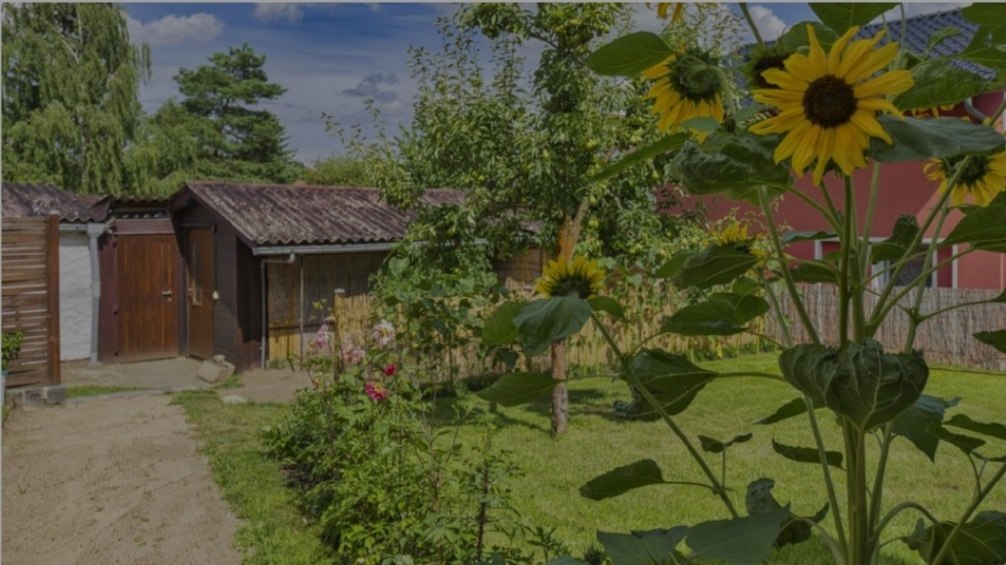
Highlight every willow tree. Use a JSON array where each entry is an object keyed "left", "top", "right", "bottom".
[{"left": 2, "top": 3, "right": 149, "bottom": 195}]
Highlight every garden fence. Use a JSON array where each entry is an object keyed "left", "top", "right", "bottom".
[{"left": 765, "top": 284, "right": 1006, "bottom": 372}]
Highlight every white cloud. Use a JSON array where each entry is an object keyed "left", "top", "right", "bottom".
[
  {"left": 253, "top": 3, "right": 305, "bottom": 23},
  {"left": 126, "top": 13, "right": 223, "bottom": 46},
  {"left": 748, "top": 5, "right": 788, "bottom": 42},
  {"left": 877, "top": 3, "right": 965, "bottom": 23}
]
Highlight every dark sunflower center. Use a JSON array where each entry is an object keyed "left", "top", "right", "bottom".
[
  {"left": 549, "top": 275, "right": 594, "bottom": 299},
  {"left": 752, "top": 54, "right": 787, "bottom": 89},
  {"left": 802, "top": 75, "right": 857, "bottom": 128},
  {"left": 670, "top": 54, "right": 723, "bottom": 103},
  {"left": 944, "top": 155, "right": 990, "bottom": 187}
]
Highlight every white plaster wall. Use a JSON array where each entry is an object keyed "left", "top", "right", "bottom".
[{"left": 59, "top": 232, "right": 93, "bottom": 361}]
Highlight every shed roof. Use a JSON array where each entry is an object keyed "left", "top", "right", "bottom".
[
  {"left": 1, "top": 183, "right": 104, "bottom": 223},
  {"left": 174, "top": 181, "right": 465, "bottom": 248}
]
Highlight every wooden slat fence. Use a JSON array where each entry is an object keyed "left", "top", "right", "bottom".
[
  {"left": 765, "top": 284, "right": 1006, "bottom": 372},
  {"left": 2, "top": 216, "right": 61, "bottom": 387}
]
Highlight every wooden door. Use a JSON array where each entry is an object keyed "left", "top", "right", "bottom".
[
  {"left": 186, "top": 228, "right": 215, "bottom": 359},
  {"left": 116, "top": 234, "right": 179, "bottom": 362}
]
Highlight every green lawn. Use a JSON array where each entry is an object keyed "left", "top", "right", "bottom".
[
  {"left": 177, "top": 354, "right": 1006, "bottom": 564},
  {"left": 65, "top": 384, "right": 145, "bottom": 398}
]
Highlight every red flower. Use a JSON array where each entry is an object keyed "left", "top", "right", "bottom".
[
  {"left": 383, "top": 363, "right": 397, "bottom": 377},
  {"left": 365, "top": 381, "right": 389, "bottom": 402}
]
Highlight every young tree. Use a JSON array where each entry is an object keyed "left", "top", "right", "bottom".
[
  {"left": 2, "top": 3, "right": 150, "bottom": 195},
  {"left": 127, "top": 44, "right": 301, "bottom": 194}
]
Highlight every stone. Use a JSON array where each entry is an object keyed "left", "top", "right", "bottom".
[
  {"left": 221, "top": 395, "right": 247, "bottom": 405},
  {"left": 196, "top": 361, "right": 224, "bottom": 384}
]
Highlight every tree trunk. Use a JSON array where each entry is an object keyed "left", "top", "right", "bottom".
[{"left": 550, "top": 340, "right": 568, "bottom": 436}]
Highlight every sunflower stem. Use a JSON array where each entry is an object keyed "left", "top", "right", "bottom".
[
  {"left": 838, "top": 176, "right": 855, "bottom": 345},
  {"left": 739, "top": 3, "right": 765, "bottom": 47}
]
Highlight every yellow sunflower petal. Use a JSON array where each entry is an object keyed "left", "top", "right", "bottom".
[
  {"left": 844, "top": 41, "right": 899, "bottom": 83},
  {"left": 854, "top": 70, "right": 914, "bottom": 98},
  {"left": 850, "top": 110, "right": 892, "bottom": 145},
  {"left": 827, "top": 26, "right": 859, "bottom": 74}
]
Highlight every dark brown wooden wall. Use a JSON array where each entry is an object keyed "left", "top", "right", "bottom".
[{"left": 1, "top": 216, "right": 60, "bottom": 387}]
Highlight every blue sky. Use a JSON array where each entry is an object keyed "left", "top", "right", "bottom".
[{"left": 123, "top": 2, "right": 968, "bottom": 165}]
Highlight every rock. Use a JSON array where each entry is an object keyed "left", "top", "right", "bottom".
[
  {"left": 221, "top": 395, "right": 247, "bottom": 405},
  {"left": 196, "top": 358, "right": 235, "bottom": 384}
]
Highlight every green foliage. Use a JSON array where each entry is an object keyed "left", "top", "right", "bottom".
[
  {"left": 661, "top": 292, "right": 769, "bottom": 336},
  {"left": 973, "top": 330, "right": 1006, "bottom": 354},
  {"left": 904, "top": 512, "right": 1006, "bottom": 565},
  {"left": 672, "top": 246, "right": 759, "bottom": 289},
  {"left": 892, "top": 395, "right": 960, "bottom": 462},
  {"left": 578, "top": 459, "right": 667, "bottom": 502},
  {"left": 771, "top": 439, "right": 844, "bottom": 469},
  {"left": 808, "top": 3, "right": 899, "bottom": 35},
  {"left": 513, "top": 297, "right": 592, "bottom": 356},
  {"left": 2, "top": 3, "right": 150, "bottom": 194},
  {"left": 894, "top": 60, "right": 993, "bottom": 111},
  {"left": 945, "top": 191, "right": 1006, "bottom": 253},
  {"left": 586, "top": 32, "right": 673, "bottom": 77},
  {"left": 684, "top": 506, "right": 792, "bottom": 565},
  {"left": 869, "top": 117, "right": 1006, "bottom": 164},
  {"left": 1, "top": 331, "right": 24, "bottom": 370},
  {"left": 595, "top": 528, "right": 687, "bottom": 564},
  {"left": 475, "top": 372, "right": 556, "bottom": 407},
  {"left": 300, "top": 155, "right": 374, "bottom": 187}
]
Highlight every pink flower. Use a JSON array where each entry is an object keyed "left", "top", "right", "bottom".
[
  {"left": 340, "top": 339, "right": 365, "bottom": 365},
  {"left": 371, "top": 320, "right": 396, "bottom": 348},
  {"left": 365, "top": 381, "right": 389, "bottom": 402},
  {"left": 383, "top": 363, "right": 397, "bottom": 377},
  {"left": 309, "top": 325, "right": 329, "bottom": 351}
]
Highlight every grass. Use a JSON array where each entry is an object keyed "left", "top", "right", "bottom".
[
  {"left": 176, "top": 354, "right": 1006, "bottom": 564},
  {"left": 65, "top": 384, "right": 145, "bottom": 398}
]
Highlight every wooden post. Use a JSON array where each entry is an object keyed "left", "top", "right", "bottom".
[
  {"left": 332, "top": 288, "right": 346, "bottom": 374},
  {"left": 46, "top": 214, "right": 61, "bottom": 385}
]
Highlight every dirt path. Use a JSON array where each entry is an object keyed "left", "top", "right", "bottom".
[{"left": 2, "top": 395, "right": 241, "bottom": 565}]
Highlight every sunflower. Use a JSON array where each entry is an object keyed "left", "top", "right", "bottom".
[
  {"left": 750, "top": 25, "right": 914, "bottom": 185},
  {"left": 643, "top": 50, "right": 726, "bottom": 133},
  {"left": 713, "top": 219, "right": 768, "bottom": 263},
  {"left": 745, "top": 45, "right": 790, "bottom": 90},
  {"left": 535, "top": 256, "right": 605, "bottom": 299},
  {"left": 924, "top": 150, "right": 1006, "bottom": 207},
  {"left": 654, "top": 2, "right": 685, "bottom": 22}
]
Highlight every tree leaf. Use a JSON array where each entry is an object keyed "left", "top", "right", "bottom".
[
  {"left": 587, "top": 32, "right": 673, "bottom": 77},
  {"left": 944, "top": 192, "right": 1006, "bottom": 253},
  {"left": 944, "top": 414, "right": 1006, "bottom": 442},
  {"left": 894, "top": 59, "right": 992, "bottom": 111},
  {"left": 671, "top": 131, "right": 789, "bottom": 196},
  {"left": 699, "top": 433, "right": 753, "bottom": 454},
  {"left": 903, "top": 512, "right": 1006, "bottom": 565},
  {"left": 623, "top": 349, "right": 717, "bottom": 419},
  {"left": 592, "top": 133, "right": 689, "bottom": 182},
  {"left": 869, "top": 117, "right": 1006, "bottom": 163},
  {"left": 674, "top": 246, "right": 758, "bottom": 289},
  {"left": 772, "top": 439, "right": 844, "bottom": 469},
  {"left": 482, "top": 300, "right": 525, "bottom": 345},
  {"left": 661, "top": 293, "right": 769, "bottom": 336},
  {"left": 776, "top": 21, "right": 839, "bottom": 52},
  {"left": 597, "top": 528, "right": 688, "bottom": 565},
  {"left": 870, "top": 215, "right": 920, "bottom": 263},
  {"left": 686, "top": 505, "right": 791, "bottom": 565},
  {"left": 926, "top": 424, "right": 986, "bottom": 455},
  {"left": 474, "top": 372, "right": 555, "bottom": 407},
  {"left": 589, "top": 296, "right": 625, "bottom": 320},
  {"left": 892, "top": 395, "right": 960, "bottom": 462},
  {"left": 779, "top": 339, "right": 929, "bottom": 430},
  {"left": 513, "top": 296, "right": 592, "bottom": 356},
  {"left": 974, "top": 330, "right": 1006, "bottom": 354},
  {"left": 755, "top": 397, "right": 810, "bottom": 425},
  {"left": 580, "top": 459, "right": 666, "bottom": 501},
  {"left": 809, "top": 3, "right": 899, "bottom": 35},
  {"left": 745, "top": 478, "right": 828, "bottom": 549}
]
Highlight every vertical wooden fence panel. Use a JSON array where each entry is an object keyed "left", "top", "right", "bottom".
[{"left": 2, "top": 216, "right": 61, "bottom": 387}]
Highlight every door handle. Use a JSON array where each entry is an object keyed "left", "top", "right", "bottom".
[{"left": 161, "top": 290, "right": 173, "bottom": 297}]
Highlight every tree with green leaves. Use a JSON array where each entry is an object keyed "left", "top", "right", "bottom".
[
  {"left": 127, "top": 44, "right": 301, "bottom": 194},
  {"left": 2, "top": 3, "right": 150, "bottom": 195}
]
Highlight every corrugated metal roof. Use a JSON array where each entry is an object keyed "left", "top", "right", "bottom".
[
  {"left": 181, "top": 181, "right": 465, "bottom": 247},
  {"left": 1, "top": 183, "right": 105, "bottom": 223}
]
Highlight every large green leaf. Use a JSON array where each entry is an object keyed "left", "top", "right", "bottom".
[
  {"left": 624, "top": 349, "right": 717, "bottom": 419},
  {"left": 974, "top": 330, "right": 1006, "bottom": 354},
  {"left": 894, "top": 59, "right": 993, "bottom": 110},
  {"left": 661, "top": 293, "right": 769, "bottom": 336},
  {"left": 671, "top": 131, "right": 789, "bottom": 196},
  {"left": 755, "top": 397, "right": 810, "bottom": 425},
  {"left": 772, "top": 439, "right": 844, "bottom": 469},
  {"left": 579, "top": 459, "right": 666, "bottom": 501},
  {"left": 788, "top": 261, "right": 838, "bottom": 284},
  {"left": 776, "top": 21, "right": 839, "bottom": 53},
  {"left": 699, "top": 433, "right": 753, "bottom": 454},
  {"left": 779, "top": 339, "right": 929, "bottom": 430},
  {"left": 809, "top": 3, "right": 898, "bottom": 35},
  {"left": 482, "top": 300, "right": 525, "bottom": 345},
  {"left": 587, "top": 32, "right": 673, "bottom": 77},
  {"left": 892, "top": 395, "right": 960, "bottom": 462},
  {"left": 944, "top": 414, "right": 1006, "bottom": 442},
  {"left": 870, "top": 215, "right": 920, "bottom": 263},
  {"left": 904, "top": 512, "right": 1006, "bottom": 565},
  {"left": 944, "top": 192, "right": 1006, "bottom": 253},
  {"left": 513, "top": 296, "right": 592, "bottom": 356},
  {"left": 780, "top": 230, "right": 837, "bottom": 246},
  {"left": 592, "top": 133, "right": 689, "bottom": 182},
  {"left": 745, "top": 478, "right": 829, "bottom": 549},
  {"left": 589, "top": 296, "right": 625, "bottom": 320},
  {"left": 927, "top": 424, "right": 986, "bottom": 455},
  {"left": 869, "top": 117, "right": 1006, "bottom": 163},
  {"left": 474, "top": 372, "right": 555, "bottom": 407},
  {"left": 655, "top": 251, "right": 693, "bottom": 279},
  {"left": 674, "top": 246, "right": 758, "bottom": 289},
  {"left": 960, "top": 4, "right": 1006, "bottom": 73},
  {"left": 597, "top": 528, "right": 688, "bottom": 565},
  {"left": 686, "top": 505, "right": 791, "bottom": 565}
]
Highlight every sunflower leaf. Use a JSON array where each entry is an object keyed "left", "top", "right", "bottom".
[
  {"left": 745, "top": 478, "right": 829, "bottom": 549},
  {"left": 809, "top": 3, "right": 898, "bottom": 35},
  {"left": 699, "top": 433, "right": 753, "bottom": 454},
  {"left": 894, "top": 59, "right": 993, "bottom": 110},
  {"left": 776, "top": 21, "right": 839, "bottom": 52},
  {"left": 674, "top": 246, "right": 758, "bottom": 289},
  {"left": 870, "top": 215, "right": 920, "bottom": 263},
  {"left": 587, "top": 31, "right": 673, "bottom": 77},
  {"left": 869, "top": 116, "right": 1006, "bottom": 163},
  {"left": 597, "top": 528, "right": 688, "bottom": 565},
  {"left": 672, "top": 131, "right": 789, "bottom": 195},
  {"left": 591, "top": 133, "right": 689, "bottom": 183},
  {"left": 482, "top": 300, "right": 525, "bottom": 346},
  {"left": 513, "top": 297, "right": 592, "bottom": 356},
  {"left": 892, "top": 395, "right": 960, "bottom": 462},
  {"left": 588, "top": 296, "right": 625, "bottom": 320},
  {"left": 780, "top": 231, "right": 837, "bottom": 246},
  {"left": 661, "top": 293, "right": 769, "bottom": 336},
  {"left": 579, "top": 459, "right": 666, "bottom": 501},
  {"left": 944, "top": 191, "right": 1006, "bottom": 252},
  {"left": 945, "top": 414, "right": 1006, "bottom": 442},
  {"left": 623, "top": 349, "right": 717, "bottom": 419},
  {"left": 755, "top": 397, "right": 811, "bottom": 425},
  {"left": 475, "top": 372, "right": 555, "bottom": 407},
  {"left": 974, "top": 330, "right": 1006, "bottom": 354},
  {"left": 960, "top": 4, "right": 1006, "bottom": 73},
  {"left": 787, "top": 261, "right": 838, "bottom": 284},
  {"left": 903, "top": 512, "right": 1006, "bottom": 565},
  {"left": 686, "top": 505, "right": 791, "bottom": 565},
  {"left": 772, "top": 439, "right": 844, "bottom": 469}
]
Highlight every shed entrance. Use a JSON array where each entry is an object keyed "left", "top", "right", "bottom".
[
  {"left": 186, "top": 228, "right": 215, "bottom": 359},
  {"left": 115, "top": 232, "right": 180, "bottom": 362}
]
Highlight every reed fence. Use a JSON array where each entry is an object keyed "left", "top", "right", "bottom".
[{"left": 765, "top": 284, "right": 1006, "bottom": 372}]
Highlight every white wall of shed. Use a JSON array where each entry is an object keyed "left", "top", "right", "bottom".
[{"left": 59, "top": 232, "right": 92, "bottom": 360}]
